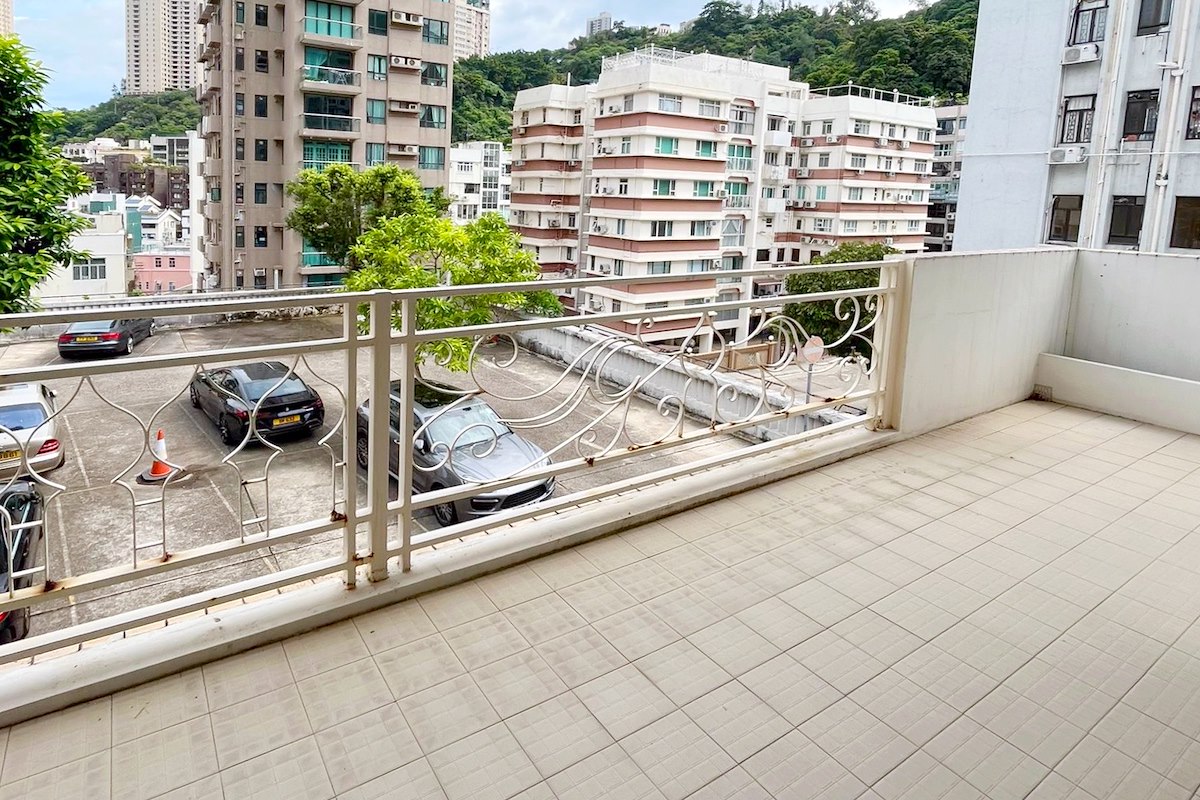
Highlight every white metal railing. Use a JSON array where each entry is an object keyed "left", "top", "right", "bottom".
[
  {"left": 300, "top": 64, "right": 362, "bottom": 87},
  {"left": 0, "top": 263, "right": 899, "bottom": 661}
]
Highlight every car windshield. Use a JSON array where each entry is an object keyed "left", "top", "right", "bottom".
[
  {"left": 424, "top": 404, "right": 508, "bottom": 449},
  {"left": 66, "top": 321, "right": 115, "bottom": 333},
  {"left": 0, "top": 404, "right": 47, "bottom": 432},
  {"left": 242, "top": 377, "right": 309, "bottom": 402}
]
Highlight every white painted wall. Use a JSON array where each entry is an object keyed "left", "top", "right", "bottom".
[{"left": 894, "top": 249, "right": 1076, "bottom": 434}]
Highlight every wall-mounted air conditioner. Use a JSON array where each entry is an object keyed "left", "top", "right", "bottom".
[
  {"left": 802, "top": 201, "right": 817, "bottom": 209},
  {"left": 800, "top": 138, "right": 814, "bottom": 147},
  {"left": 1048, "top": 146, "right": 1086, "bottom": 164},
  {"left": 946, "top": 212, "right": 957, "bottom": 221},
  {"left": 796, "top": 168, "right": 810, "bottom": 178},
  {"left": 717, "top": 124, "right": 729, "bottom": 133},
  {"left": 391, "top": 10, "right": 422, "bottom": 25},
  {"left": 548, "top": 220, "right": 560, "bottom": 227},
  {"left": 567, "top": 160, "right": 579, "bottom": 166},
  {"left": 825, "top": 135, "right": 839, "bottom": 144},
  {"left": 253, "top": 268, "right": 266, "bottom": 277},
  {"left": 716, "top": 189, "right": 728, "bottom": 198},
  {"left": 389, "top": 55, "right": 420, "bottom": 69},
  {"left": 1062, "top": 43, "right": 1100, "bottom": 65},
  {"left": 899, "top": 140, "right": 911, "bottom": 149}
]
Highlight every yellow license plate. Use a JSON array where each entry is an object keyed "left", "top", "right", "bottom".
[
  {"left": 273, "top": 415, "right": 301, "bottom": 427},
  {"left": 75, "top": 336, "right": 98, "bottom": 343},
  {"left": 0, "top": 450, "right": 19, "bottom": 461}
]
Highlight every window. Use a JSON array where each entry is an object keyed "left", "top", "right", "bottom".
[
  {"left": 1170, "top": 197, "right": 1200, "bottom": 248},
  {"left": 235, "top": 138, "right": 245, "bottom": 160},
  {"left": 422, "top": 18, "right": 449, "bottom": 44},
  {"left": 652, "top": 179, "right": 676, "bottom": 196},
  {"left": 843, "top": 220, "right": 858, "bottom": 233},
  {"left": 915, "top": 161, "right": 929, "bottom": 173},
  {"left": 234, "top": 47, "right": 245, "bottom": 71},
  {"left": 235, "top": 182, "right": 245, "bottom": 203},
  {"left": 695, "top": 140, "right": 717, "bottom": 158},
  {"left": 853, "top": 119, "right": 870, "bottom": 135},
  {"left": 255, "top": 49, "right": 269, "bottom": 73},
  {"left": 421, "top": 61, "right": 448, "bottom": 86},
  {"left": 367, "top": 98, "right": 385, "bottom": 124},
  {"left": 71, "top": 258, "right": 106, "bottom": 280},
  {"left": 254, "top": 138, "right": 268, "bottom": 161},
  {"left": 687, "top": 260, "right": 710, "bottom": 272},
  {"left": 418, "top": 146, "right": 445, "bottom": 170},
  {"left": 727, "top": 143, "right": 753, "bottom": 171},
  {"left": 235, "top": 226, "right": 245, "bottom": 248},
  {"left": 618, "top": 179, "right": 629, "bottom": 196},
  {"left": 235, "top": 2, "right": 245, "bottom": 23},
  {"left": 850, "top": 154, "right": 867, "bottom": 169},
  {"left": 821, "top": 120, "right": 834, "bottom": 135},
  {"left": 1187, "top": 87, "right": 1200, "bottom": 139},
  {"left": 1061, "top": 95, "right": 1096, "bottom": 143},
  {"left": 1137, "top": 0, "right": 1172, "bottom": 34},
  {"left": 813, "top": 218, "right": 832, "bottom": 233},
  {"left": 648, "top": 261, "right": 671, "bottom": 275},
  {"left": 1071, "top": 1, "right": 1107, "bottom": 44},
  {"left": 620, "top": 137, "right": 632, "bottom": 155},
  {"left": 848, "top": 187, "right": 863, "bottom": 201},
  {"left": 646, "top": 302, "right": 668, "bottom": 310},
  {"left": 1124, "top": 90, "right": 1159, "bottom": 140},
  {"left": 650, "top": 221, "right": 674, "bottom": 237},
  {"left": 304, "top": 1, "right": 355, "bottom": 37},
  {"left": 420, "top": 105, "right": 447, "bottom": 129},
  {"left": 254, "top": 183, "right": 268, "bottom": 204},
  {"left": 368, "top": 54, "right": 387, "bottom": 81},
  {"left": 721, "top": 218, "right": 745, "bottom": 247},
  {"left": 658, "top": 93, "right": 682, "bottom": 113},
  {"left": 623, "top": 94, "right": 634, "bottom": 112},
  {"left": 1108, "top": 196, "right": 1146, "bottom": 244},
  {"left": 815, "top": 186, "right": 828, "bottom": 201},
  {"left": 1049, "top": 195, "right": 1083, "bottom": 242},
  {"left": 917, "top": 128, "right": 932, "bottom": 142},
  {"left": 654, "top": 137, "right": 678, "bottom": 155},
  {"left": 254, "top": 226, "right": 268, "bottom": 247},
  {"left": 694, "top": 180, "right": 715, "bottom": 198},
  {"left": 254, "top": 94, "right": 268, "bottom": 117},
  {"left": 699, "top": 99, "right": 721, "bottom": 117},
  {"left": 255, "top": 3, "right": 268, "bottom": 25},
  {"left": 817, "top": 153, "right": 831, "bottom": 168},
  {"left": 368, "top": 8, "right": 387, "bottom": 34},
  {"left": 616, "top": 219, "right": 626, "bottom": 235}
]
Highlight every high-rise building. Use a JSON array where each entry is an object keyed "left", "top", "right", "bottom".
[
  {"left": 511, "top": 47, "right": 935, "bottom": 345},
  {"left": 449, "top": 141, "right": 511, "bottom": 223},
  {"left": 957, "top": 0, "right": 1200, "bottom": 253},
  {"left": 586, "top": 12, "right": 613, "bottom": 37},
  {"left": 0, "top": 0, "right": 14, "bottom": 36},
  {"left": 453, "top": 0, "right": 490, "bottom": 60},
  {"left": 925, "top": 104, "right": 967, "bottom": 252},
  {"left": 196, "top": 0, "right": 454, "bottom": 290},
  {"left": 125, "top": 0, "right": 197, "bottom": 95}
]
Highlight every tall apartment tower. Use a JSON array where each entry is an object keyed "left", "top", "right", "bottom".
[
  {"left": 511, "top": 47, "right": 934, "bottom": 346},
  {"left": 925, "top": 104, "right": 967, "bottom": 252},
  {"left": 453, "top": 0, "right": 490, "bottom": 60},
  {"left": 125, "top": 0, "right": 197, "bottom": 95},
  {"left": 586, "top": 13, "right": 613, "bottom": 37},
  {"left": 957, "top": 0, "right": 1200, "bottom": 253},
  {"left": 449, "top": 141, "right": 511, "bottom": 223},
  {"left": 0, "top": 0, "right": 14, "bottom": 36},
  {"left": 196, "top": 0, "right": 454, "bottom": 290}
]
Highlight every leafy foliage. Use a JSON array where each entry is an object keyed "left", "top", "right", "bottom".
[
  {"left": 454, "top": 0, "right": 978, "bottom": 142},
  {"left": 783, "top": 241, "right": 898, "bottom": 356},
  {"left": 346, "top": 213, "right": 561, "bottom": 371},
  {"left": 0, "top": 36, "right": 92, "bottom": 315},
  {"left": 285, "top": 165, "right": 450, "bottom": 270},
  {"left": 51, "top": 88, "right": 201, "bottom": 145}
]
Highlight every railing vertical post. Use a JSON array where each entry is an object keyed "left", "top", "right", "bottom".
[
  {"left": 871, "top": 257, "right": 911, "bottom": 431},
  {"left": 366, "top": 291, "right": 393, "bottom": 582},
  {"left": 341, "top": 298, "right": 359, "bottom": 588},
  {"left": 394, "top": 296, "right": 417, "bottom": 573}
]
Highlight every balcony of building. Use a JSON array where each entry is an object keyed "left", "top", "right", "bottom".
[
  {"left": 300, "top": 113, "right": 361, "bottom": 140},
  {"left": 299, "top": 17, "right": 364, "bottom": 49},
  {"left": 2, "top": 249, "right": 1200, "bottom": 797},
  {"left": 299, "top": 65, "right": 363, "bottom": 96}
]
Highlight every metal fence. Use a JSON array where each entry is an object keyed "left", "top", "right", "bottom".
[{"left": 0, "top": 262, "right": 899, "bottom": 661}]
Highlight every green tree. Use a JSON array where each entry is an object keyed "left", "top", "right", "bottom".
[
  {"left": 0, "top": 36, "right": 92, "bottom": 315},
  {"left": 50, "top": 88, "right": 200, "bottom": 145},
  {"left": 782, "top": 242, "right": 898, "bottom": 357},
  {"left": 284, "top": 164, "right": 449, "bottom": 270},
  {"left": 345, "top": 213, "right": 561, "bottom": 372}
]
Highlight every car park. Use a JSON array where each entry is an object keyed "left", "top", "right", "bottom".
[
  {"left": 57, "top": 319, "right": 153, "bottom": 358},
  {"left": 356, "top": 381, "right": 554, "bottom": 526},
  {"left": 0, "top": 383, "right": 64, "bottom": 480},
  {"left": 189, "top": 361, "right": 325, "bottom": 445},
  {"left": 0, "top": 481, "right": 45, "bottom": 643}
]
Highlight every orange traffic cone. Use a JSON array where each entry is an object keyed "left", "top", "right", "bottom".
[{"left": 138, "top": 429, "right": 174, "bottom": 484}]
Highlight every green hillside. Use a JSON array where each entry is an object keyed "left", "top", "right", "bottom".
[{"left": 51, "top": 89, "right": 200, "bottom": 145}]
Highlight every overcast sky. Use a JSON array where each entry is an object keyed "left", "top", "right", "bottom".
[{"left": 14, "top": 0, "right": 919, "bottom": 109}]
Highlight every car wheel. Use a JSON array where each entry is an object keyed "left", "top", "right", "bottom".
[
  {"left": 431, "top": 487, "right": 459, "bottom": 527},
  {"left": 189, "top": 384, "right": 200, "bottom": 408},
  {"left": 0, "top": 609, "right": 29, "bottom": 643},
  {"left": 356, "top": 434, "right": 369, "bottom": 469},
  {"left": 218, "top": 415, "right": 241, "bottom": 446},
  {"left": 124, "top": 336, "right": 134, "bottom": 355}
]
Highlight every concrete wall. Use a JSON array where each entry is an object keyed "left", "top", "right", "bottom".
[
  {"left": 895, "top": 249, "right": 1076, "bottom": 434},
  {"left": 1066, "top": 249, "right": 1200, "bottom": 382}
]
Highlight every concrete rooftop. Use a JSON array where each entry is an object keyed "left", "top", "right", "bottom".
[{"left": 3, "top": 401, "right": 1200, "bottom": 800}]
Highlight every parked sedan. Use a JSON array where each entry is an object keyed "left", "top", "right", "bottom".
[
  {"left": 0, "top": 383, "right": 64, "bottom": 480},
  {"left": 57, "top": 318, "right": 153, "bottom": 358},
  {"left": 0, "top": 481, "right": 45, "bottom": 643},
  {"left": 189, "top": 361, "right": 325, "bottom": 445},
  {"left": 355, "top": 381, "right": 554, "bottom": 527}
]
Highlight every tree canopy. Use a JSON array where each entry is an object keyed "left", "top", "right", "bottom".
[
  {"left": 0, "top": 36, "right": 92, "bottom": 315},
  {"left": 50, "top": 88, "right": 200, "bottom": 146}
]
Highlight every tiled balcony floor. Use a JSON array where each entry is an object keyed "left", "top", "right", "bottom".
[{"left": 5, "top": 401, "right": 1200, "bottom": 800}]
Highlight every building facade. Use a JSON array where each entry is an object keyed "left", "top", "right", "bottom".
[
  {"left": 80, "top": 156, "right": 190, "bottom": 212},
  {"left": 925, "top": 103, "right": 967, "bottom": 252},
  {"left": 150, "top": 133, "right": 194, "bottom": 167},
  {"left": 125, "top": 0, "right": 197, "bottom": 95},
  {"left": 449, "top": 141, "right": 511, "bottom": 223},
  {"left": 586, "top": 12, "right": 613, "bottom": 37},
  {"left": 0, "top": 0, "right": 14, "bottom": 36},
  {"left": 133, "top": 247, "right": 193, "bottom": 293},
  {"left": 37, "top": 194, "right": 132, "bottom": 302},
  {"left": 957, "top": 0, "right": 1200, "bottom": 253},
  {"left": 510, "top": 48, "right": 934, "bottom": 345},
  {"left": 196, "top": 0, "right": 454, "bottom": 290},
  {"left": 453, "top": 0, "right": 490, "bottom": 60}
]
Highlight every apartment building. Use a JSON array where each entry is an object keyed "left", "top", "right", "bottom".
[
  {"left": 453, "top": 0, "right": 490, "bottom": 60},
  {"left": 196, "top": 0, "right": 454, "bottom": 290},
  {"left": 957, "top": 0, "right": 1200, "bottom": 253},
  {"left": 926, "top": 103, "right": 967, "bottom": 252},
  {"left": 449, "top": 141, "right": 511, "bottom": 223},
  {"left": 150, "top": 133, "right": 194, "bottom": 167},
  {"left": 37, "top": 194, "right": 132, "bottom": 302},
  {"left": 586, "top": 12, "right": 613, "bottom": 37},
  {"left": 511, "top": 47, "right": 934, "bottom": 345},
  {"left": 0, "top": 0, "right": 14, "bottom": 36},
  {"left": 125, "top": 0, "right": 197, "bottom": 95}
]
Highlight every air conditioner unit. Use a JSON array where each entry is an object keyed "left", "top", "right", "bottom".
[
  {"left": 562, "top": 268, "right": 576, "bottom": 278},
  {"left": 946, "top": 212, "right": 957, "bottom": 221},
  {"left": 601, "top": 147, "right": 614, "bottom": 154},
  {"left": 608, "top": 106, "right": 620, "bottom": 113},
  {"left": 593, "top": 225, "right": 608, "bottom": 234},
  {"left": 568, "top": 160, "right": 579, "bottom": 166},
  {"left": 800, "top": 138, "right": 815, "bottom": 147},
  {"left": 856, "top": 169, "right": 867, "bottom": 176},
  {"left": 1062, "top": 43, "right": 1100, "bottom": 65},
  {"left": 802, "top": 201, "right": 817, "bottom": 209},
  {"left": 716, "top": 189, "right": 728, "bottom": 198},
  {"left": 601, "top": 187, "right": 614, "bottom": 195},
  {"left": 548, "top": 220, "right": 560, "bottom": 228},
  {"left": 952, "top": 171, "right": 961, "bottom": 178},
  {"left": 795, "top": 168, "right": 810, "bottom": 178},
  {"left": 550, "top": 200, "right": 561, "bottom": 207},
  {"left": 598, "top": 265, "right": 612, "bottom": 274},
  {"left": 517, "top": 127, "right": 527, "bottom": 134},
  {"left": 513, "top": 160, "right": 525, "bottom": 166},
  {"left": 717, "top": 124, "right": 729, "bottom": 133},
  {"left": 876, "top": 137, "right": 890, "bottom": 147},
  {"left": 1048, "top": 146, "right": 1086, "bottom": 164},
  {"left": 945, "top": 232, "right": 955, "bottom": 241},
  {"left": 886, "top": 170, "right": 897, "bottom": 177},
  {"left": 589, "top": 298, "right": 604, "bottom": 310},
  {"left": 899, "top": 140, "right": 911, "bottom": 149},
  {"left": 234, "top": 30, "right": 245, "bottom": 40},
  {"left": 389, "top": 55, "right": 420, "bottom": 69},
  {"left": 253, "top": 268, "right": 266, "bottom": 277},
  {"left": 825, "top": 135, "right": 839, "bottom": 144}
]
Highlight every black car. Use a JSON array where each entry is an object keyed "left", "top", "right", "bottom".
[
  {"left": 57, "top": 318, "right": 153, "bottom": 358},
  {"left": 0, "top": 481, "right": 45, "bottom": 643},
  {"left": 189, "top": 361, "right": 325, "bottom": 445}
]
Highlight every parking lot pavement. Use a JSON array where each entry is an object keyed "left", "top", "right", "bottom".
[{"left": 0, "top": 316, "right": 746, "bottom": 637}]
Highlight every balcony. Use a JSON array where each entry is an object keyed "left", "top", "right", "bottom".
[
  {"left": 300, "top": 17, "right": 364, "bottom": 48},
  {"left": 4, "top": 250, "right": 1200, "bottom": 797},
  {"left": 302, "top": 159, "right": 362, "bottom": 171},
  {"left": 726, "top": 156, "right": 754, "bottom": 173},
  {"left": 760, "top": 197, "right": 787, "bottom": 214},
  {"left": 300, "top": 113, "right": 361, "bottom": 139},
  {"left": 723, "top": 194, "right": 752, "bottom": 209},
  {"left": 763, "top": 129, "right": 793, "bottom": 149},
  {"left": 299, "top": 65, "right": 362, "bottom": 95}
]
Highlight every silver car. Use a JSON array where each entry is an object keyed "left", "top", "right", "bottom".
[
  {"left": 355, "top": 381, "right": 554, "bottom": 527},
  {"left": 0, "top": 383, "right": 65, "bottom": 481}
]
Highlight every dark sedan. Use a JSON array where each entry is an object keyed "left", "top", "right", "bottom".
[
  {"left": 57, "top": 318, "right": 153, "bottom": 358},
  {"left": 189, "top": 362, "right": 325, "bottom": 446},
  {"left": 0, "top": 481, "right": 45, "bottom": 643}
]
